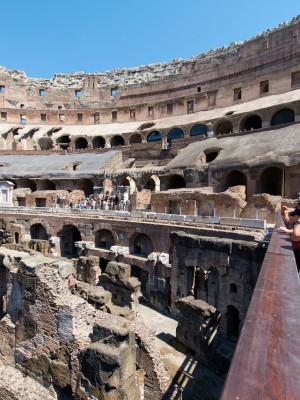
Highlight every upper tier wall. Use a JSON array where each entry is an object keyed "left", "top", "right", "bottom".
[{"left": 1, "top": 16, "right": 300, "bottom": 125}]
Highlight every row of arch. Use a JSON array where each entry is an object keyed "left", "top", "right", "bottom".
[
  {"left": 30, "top": 224, "right": 154, "bottom": 259},
  {"left": 39, "top": 108, "right": 295, "bottom": 150},
  {"left": 224, "top": 167, "right": 283, "bottom": 195}
]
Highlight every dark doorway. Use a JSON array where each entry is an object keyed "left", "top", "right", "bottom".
[
  {"left": 130, "top": 134, "right": 142, "bottom": 144},
  {"left": 95, "top": 229, "right": 114, "bottom": 249},
  {"left": 131, "top": 265, "right": 148, "bottom": 296},
  {"left": 92, "top": 136, "right": 105, "bottom": 149},
  {"left": 74, "top": 137, "right": 88, "bottom": 149},
  {"left": 167, "top": 174, "right": 186, "bottom": 190},
  {"left": 30, "top": 223, "right": 48, "bottom": 240},
  {"left": 111, "top": 135, "right": 124, "bottom": 147},
  {"left": 225, "top": 170, "right": 247, "bottom": 190},
  {"left": 227, "top": 305, "right": 240, "bottom": 339},
  {"left": 99, "top": 258, "right": 109, "bottom": 273},
  {"left": 59, "top": 225, "right": 82, "bottom": 258},
  {"left": 240, "top": 115, "right": 262, "bottom": 131},
  {"left": 259, "top": 167, "right": 283, "bottom": 195}
]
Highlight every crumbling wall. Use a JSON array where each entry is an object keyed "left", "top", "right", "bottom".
[
  {"left": 0, "top": 247, "right": 170, "bottom": 399},
  {"left": 170, "top": 231, "right": 266, "bottom": 337}
]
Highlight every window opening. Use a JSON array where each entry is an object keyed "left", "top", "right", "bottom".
[
  {"left": 234, "top": 88, "right": 242, "bottom": 100},
  {"left": 187, "top": 100, "right": 194, "bottom": 114}
]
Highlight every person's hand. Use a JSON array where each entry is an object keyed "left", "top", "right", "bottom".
[
  {"left": 276, "top": 226, "right": 291, "bottom": 234},
  {"left": 282, "top": 206, "right": 288, "bottom": 210}
]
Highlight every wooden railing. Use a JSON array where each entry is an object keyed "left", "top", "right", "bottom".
[{"left": 221, "top": 212, "right": 300, "bottom": 399}]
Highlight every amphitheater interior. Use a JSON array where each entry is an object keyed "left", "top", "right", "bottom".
[{"left": 0, "top": 16, "right": 299, "bottom": 400}]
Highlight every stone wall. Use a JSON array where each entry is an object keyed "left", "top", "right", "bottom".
[
  {"left": 0, "top": 246, "right": 171, "bottom": 399},
  {"left": 170, "top": 231, "right": 266, "bottom": 337}
]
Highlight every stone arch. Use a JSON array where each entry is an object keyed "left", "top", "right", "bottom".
[
  {"left": 59, "top": 225, "right": 82, "bottom": 258},
  {"left": 215, "top": 120, "right": 233, "bottom": 135},
  {"left": 77, "top": 178, "right": 94, "bottom": 196},
  {"left": 145, "top": 174, "right": 160, "bottom": 192},
  {"left": 129, "top": 133, "right": 142, "bottom": 144},
  {"left": 240, "top": 114, "right": 262, "bottom": 131},
  {"left": 56, "top": 135, "right": 71, "bottom": 150},
  {"left": 92, "top": 136, "right": 105, "bottom": 149},
  {"left": 167, "top": 128, "right": 184, "bottom": 145},
  {"left": 111, "top": 135, "right": 125, "bottom": 147},
  {"left": 271, "top": 108, "right": 295, "bottom": 127},
  {"left": 38, "top": 137, "right": 53, "bottom": 150},
  {"left": 94, "top": 229, "right": 115, "bottom": 249},
  {"left": 204, "top": 148, "right": 220, "bottom": 163},
  {"left": 121, "top": 176, "right": 136, "bottom": 195},
  {"left": 30, "top": 223, "right": 48, "bottom": 240},
  {"left": 227, "top": 305, "right": 240, "bottom": 339},
  {"left": 147, "top": 131, "right": 162, "bottom": 143},
  {"left": 190, "top": 124, "right": 208, "bottom": 136},
  {"left": 166, "top": 174, "right": 186, "bottom": 190},
  {"left": 258, "top": 167, "right": 284, "bottom": 195},
  {"left": 18, "top": 178, "right": 36, "bottom": 192},
  {"left": 129, "top": 233, "right": 153, "bottom": 257},
  {"left": 74, "top": 137, "right": 88, "bottom": 149},
  {"left": 224, "top": 170, "right": 247, "bottom": 191},
  {"left": 38, "top": 179, "right": 56, "bottom": 190}
]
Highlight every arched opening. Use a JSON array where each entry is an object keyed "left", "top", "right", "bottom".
[
  {"left": 230, "top": 283, "right": 238, "bottom": 293},
  {"left": 227, "top": 305, "right": 240, "bottom": 339},
  {"left": 131, "top": 265, "right": 148, "bottom": 297},
  {"left": 111, "top": 135, "right": 125, "bottom": 147},
  {"left": 166, "top": 174, "right": 186, "bottom": 190},
  {"left": 145, "top": 175, "right": 160, "bottom": 192},
  {"left": 130, "top": 133, "right": 142, "bottom": 144},
  {"left": 129, "top": 233, "right": 153, "bottom": 257},
  {"left": 271, "top": 108, "right": 295, "bottom": 126},
  {"left": 138, "top": 122, "right": 155, "bottom": 131},
  {"left": 215, "top": 120, "right": 233, "bottom": 135},
  {"left": 225, "top": 170, "right": 247, "bottom": 190},
  {"left": 57, "top": 135, "right": 71, "bottom": 150},
  {"left": 38, "top": 137, "right": 53, "bottom": 150},
  {"left": 30, "top": 223, "right": 48, "bottom": 240},
  {"left": 205, "top": 150, "right": 219, "bottom": 163},
  {"left": 74, "top": 137, "right": 88, "bottom": 149},
  {"left": 59, "top": 225, "right": 82, "bottom": 258},
  {"left": 167, "top": 128, "right": 184, "bottom": 146},
  {"left": 121, "top": 176, "right": 136, "bottom": 195},
  {"left": 190, "top": 124, "right": 208, "bottom": 136},
  {"left": 147, "top": 131, "right": 162, "bottom": 143},
  {"left": 92, "top": 136, "right": 105, "bottom": 149},
  {"left": 259, "top": 167, "right": 283, "bottom": 195},
  {"left": 38, "top": 179, "right": 56, "bottom": 190},
  {"left": 240, "top": 115, "right": 262, "bottom": 131},
  {"left": 94, "top": 229, "right": 115, "bottom": 249},
  {"left": 77, "top": 179, "right": 94, "bottom": 196},
  {"left": 18, "top": 178, "right": 36, "bottom": 192}
]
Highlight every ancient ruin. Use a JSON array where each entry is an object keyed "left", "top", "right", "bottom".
[{"left": 0, "top": 16, "right": 299, "bottom": 399}]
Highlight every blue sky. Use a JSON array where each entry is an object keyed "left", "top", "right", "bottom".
[{"left": 2, "top": 1, "right": 299, "bottom": 78}]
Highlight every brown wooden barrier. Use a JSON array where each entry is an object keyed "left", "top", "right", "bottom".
[{"left": 221, "top": 212, "right": 300, "bottom": 400}]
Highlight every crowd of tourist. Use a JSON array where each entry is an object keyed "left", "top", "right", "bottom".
[{"left": 55, "top": 194, "right": 131, "bottom": 211}]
